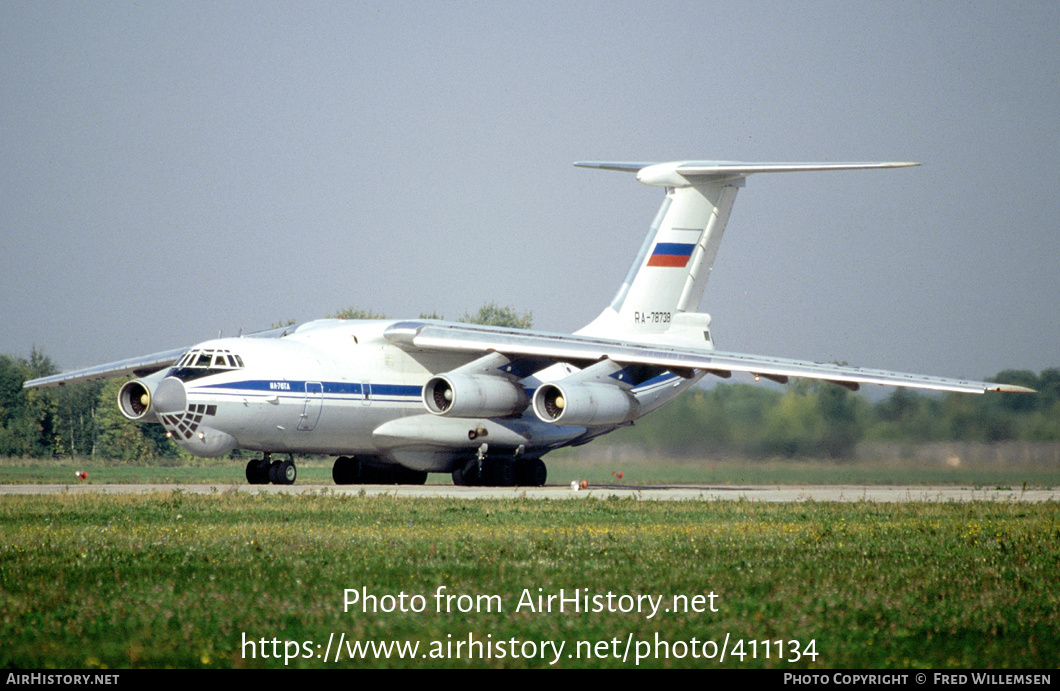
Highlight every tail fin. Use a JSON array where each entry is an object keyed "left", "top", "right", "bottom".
[{"left": 575, "top": 160, "right": 918, "bottom": 344}]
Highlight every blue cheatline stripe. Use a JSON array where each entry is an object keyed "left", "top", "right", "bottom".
[
  {"left": 196, "top": 380, "right": 423, "bottom": 399},
  {"left": 198, "top": 376, "right": 683, "bottom": 400},
  {"left": 367, "top": 383, "right": 424, "bottom": 398},
  {"left": 631, "top": 372, "right": 680, "bottom": 394}
]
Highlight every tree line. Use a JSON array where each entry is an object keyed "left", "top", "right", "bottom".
[
  {"left": 2, "top": 302, "right": 1055, "bottom": 460},
  {"left": 612, "top": 370, "right": 1060, "bottom": 458}
]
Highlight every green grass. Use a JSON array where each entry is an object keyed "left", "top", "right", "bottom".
[
  {"left": 3, "top": 453, "right": 1059, "bottom": 488},
  {"left": 1, "top": 492, "right": 1057, "bottom": 668}
]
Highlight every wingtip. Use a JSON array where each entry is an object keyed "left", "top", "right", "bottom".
[
  {"left": 574, "top": 161, "right": 654, "bottom": 173},
  {"left": 989, "top": 384, "right": 1037, "bottom": 394}
]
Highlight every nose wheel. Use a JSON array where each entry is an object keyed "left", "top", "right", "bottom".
[{"left": 245, "top": 453, "right": 297, "bottom": 485}]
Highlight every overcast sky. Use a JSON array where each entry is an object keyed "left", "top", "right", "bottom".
[{"left": 2, "top": 1, "right": 1057, "bottom": 384}]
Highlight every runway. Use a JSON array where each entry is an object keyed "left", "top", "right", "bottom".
[{"left": 2, "top": 483, "right": 1056, "bottom": 502}]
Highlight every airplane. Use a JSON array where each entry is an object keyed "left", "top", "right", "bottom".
[{"left": 24, "top": 160, "right": 1034, "bottom": 486}]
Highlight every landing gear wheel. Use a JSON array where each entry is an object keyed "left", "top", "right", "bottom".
[
  {"left": 268, "top": 457, "right": 297, "bottom": 485},
  {"left": 515, "top": 458, "right": 547, "bottom": 487},
  {"left": 405, "top": 469, "right": 429, "bottom": 485},
  {"left": 452, "top": 458, "right": 518, "bottom": 486},
  {"left": 335, "top": 457, "right": 428, "bottom": 485},
  {"left": 332, "top": 456, "right": 361, "bottom": 485},
  {"left": 245, "top": 458, "right": 270, "bottom": 485},
  {"left": 361, "top": 464, "right": 429, "bottom": 484},
  {"left": 483, "top": 458, "right": 516, "bottom": 486},
  {"left": 276, "top": 459, "right": 297, "bottom": 485},
  {"left": 452, "top": 460, "right": 480, "bottom": 487}
]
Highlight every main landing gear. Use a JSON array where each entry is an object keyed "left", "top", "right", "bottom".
[
  {"left": 245, "top": 452, "right": 297, "bottom": 485},
  {"left": 451, "top": 445, "right": 547, "bottom": 487},
  {"left": 332, "top": 456, "right": 428, "bottom": 485}
]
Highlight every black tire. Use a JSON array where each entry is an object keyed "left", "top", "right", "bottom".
[
  {"left": 276, "top": 459, "right": 297, "bottom": 485},
  {"left": 332, "top": 456, "right": 360, "bottom": 485},
  {"left": 482, "top": 458, "right": 516, "bottom": 487},
  {"left": 516, "top": 458, "right": 547, "bottom": 487},
  {"left": 246, "top": 459, "right": 269, "bottom": 485},
  {"left": 452, "top": 460, "right": 480, "bottom": 486},
  {"left": 358, "top": 463, "right": 427, "bottom": 484},
  {"left": 397, "top": 467, "right": 429, "bottom": 485},
  {"left": 358, "top": 464, "right": 387, "bottom": 484}
]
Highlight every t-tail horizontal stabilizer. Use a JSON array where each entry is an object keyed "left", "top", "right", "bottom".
[{"left": 574, "top": 160, "right": 920, "bottom": 185}]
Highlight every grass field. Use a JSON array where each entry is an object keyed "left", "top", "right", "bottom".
[
  {"left": 1, "top": 491, "right": 1057, "bottom": 668},
  {"left": 2, "top": 447, "right": 1059, "bottom": 488}
]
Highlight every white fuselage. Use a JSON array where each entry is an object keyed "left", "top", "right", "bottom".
[{"left": 154, "top": 319, "right": 700, "bottom": 472}]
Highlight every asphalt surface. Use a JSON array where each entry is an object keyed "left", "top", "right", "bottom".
[{"left": 2, "top": 483, "right": 1056, "bottom": 502}]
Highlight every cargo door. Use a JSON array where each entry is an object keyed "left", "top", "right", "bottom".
[{"left": 298, "top": 382, "right": 323, "bottom": 431}]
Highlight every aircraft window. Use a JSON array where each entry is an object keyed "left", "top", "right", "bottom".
[{"left": 166, "top": 348, "right": 245, "bottom": 382}]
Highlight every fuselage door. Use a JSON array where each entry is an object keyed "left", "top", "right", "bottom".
[{"left": 298, "top": 382, "right": 324, "bottom": 431}]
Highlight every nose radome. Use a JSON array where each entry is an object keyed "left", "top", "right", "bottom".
[{"left": 153, "top": 377, "right": 187, "bottom": 414}]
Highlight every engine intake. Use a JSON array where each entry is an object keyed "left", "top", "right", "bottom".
[
  {"left": 118, "top": 379, "right": 157, "bottom": 422},
  {"left": 423, "top": 374, "right": 528, "bottom": 418},
  {"left": 532, "top": 382, "right": 636, "bottom": 426}
]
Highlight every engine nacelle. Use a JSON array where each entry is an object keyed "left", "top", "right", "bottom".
[
  {"left": 118, "top": 379, "right": 159, "bottom": 422},
  {"left": 423, "top": 374, "right": 529, "bottom": 418},
  {"left": 532, "top": 382, "right": 637, "bottom": 426}
]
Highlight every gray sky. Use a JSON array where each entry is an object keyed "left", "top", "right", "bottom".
[{"left": 2, "top": 1, "right": 1057, "bottom": 383}]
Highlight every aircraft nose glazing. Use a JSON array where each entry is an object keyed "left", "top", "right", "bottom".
[{"left": 152, "top": 377, "right": 188, "bottom": 415}]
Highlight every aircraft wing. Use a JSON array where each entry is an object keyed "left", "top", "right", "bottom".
[
  {"left": 22, "top": 347, "right": 188, "bottom": 389},
  {"left": 384, "top": 321, "right": 1034, "bottom": 394},
  {"left": 22, "top": 324, "right": 299, "bottom": 389}
]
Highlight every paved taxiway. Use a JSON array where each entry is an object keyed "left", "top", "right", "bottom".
[{"left": 1, "top": 484, "right": 1056, "bottom": 502}]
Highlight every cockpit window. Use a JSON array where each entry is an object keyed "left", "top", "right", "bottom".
[{"left": 168, "top": 348, "right": 245, "bottom": 382}]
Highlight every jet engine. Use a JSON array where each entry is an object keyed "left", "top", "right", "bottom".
[
  {"left": 423, "top": 374, "right": 529, "bottom": 418},
  {"left": 532, "top": 382, "right": 637, "bottom": 426},
  {"left": 117, "top": 378, "right": 159, "bottom": 422}
]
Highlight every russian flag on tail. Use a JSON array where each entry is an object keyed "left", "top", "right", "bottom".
[{"left": 647, "top": 242, "right": 695, "bottom": 267}]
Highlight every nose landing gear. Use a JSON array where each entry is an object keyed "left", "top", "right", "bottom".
[{"left": 245, "top": 453, "right": 297, "bottom": 485}]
